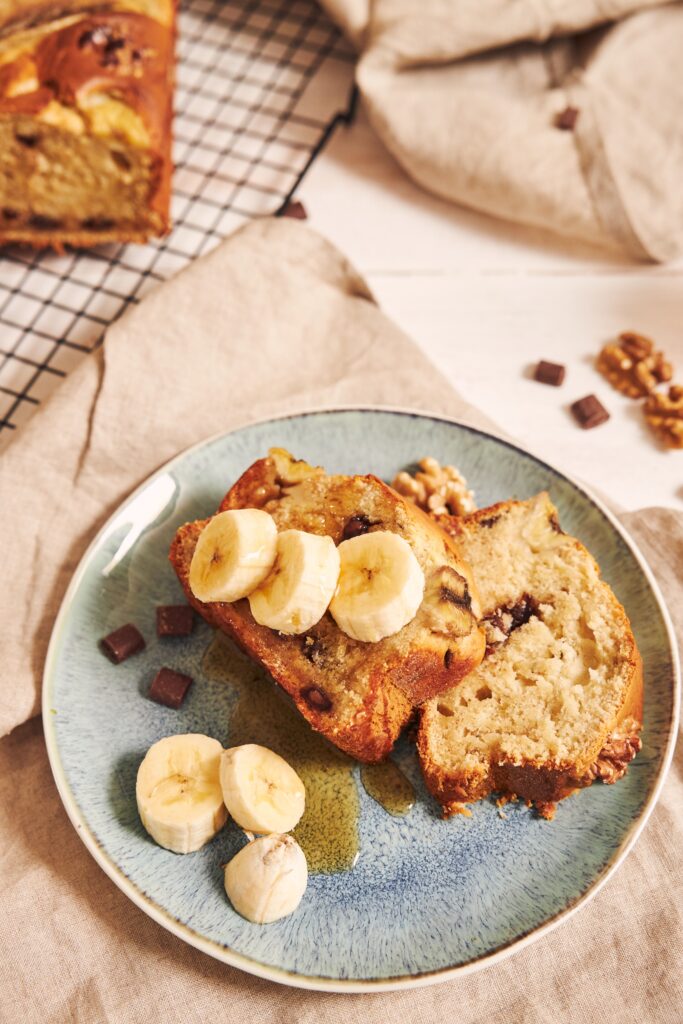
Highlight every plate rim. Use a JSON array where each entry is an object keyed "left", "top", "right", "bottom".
[{"left": 42, "top": 404, "right": 681, "bottom": 994}]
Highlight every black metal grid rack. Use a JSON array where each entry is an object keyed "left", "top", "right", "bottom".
[{"left": 0, "top": 0, "right": 355, "bottom": 439}]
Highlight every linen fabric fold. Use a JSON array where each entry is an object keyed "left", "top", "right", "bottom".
[
  {"left": 321, "top": 0, "right": 683, "bottom": 261},
  {"left": 0, "top": 219, "right": 680, "bottom": 1021}
]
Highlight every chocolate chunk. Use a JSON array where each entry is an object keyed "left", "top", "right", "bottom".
[
  {"left": 571, "top": 394, "right": 610, "bottom": 429},
  {"left": 300, "top": 685, "right": 332, "bottom": 712},
  {"left": 534, "top": 360, "right": 566, "bottom": 386},
  {"left": 100, "top": 623, "right": 145, "bottom": 664},
  {"left": 280, "top": 199, "right": 307, "bottom": 220},
  {"left": 1, "top": 208, "right": 18, "bottom": 220},
  {"left": 508, "top": 594, "right": 538, "bottom": 629},
  {"left": 15, "top": 133, "right": 38, "bottom": 148},
  {"left": 29, "top": 214, "right": 60, "bottom": 230},
  {"left": 555, "top": 106, "right": 579, "bottom": 131},
  {"left": 111, "top": 150, "right": 132, "bottom": 172},
  {"left": 443, "top": 649, "right": 454, "bottom": 669},
  {"left": 156, "top": 605, "right": 194, "bottom": 637},
  {"left": 483, "top": 594, "right": 539, "bottom": 654},
  {"left": 149, "top": 667, "right": 193, "bottom": 709},
  {"left": 479, "top": 514, "right": 500, "bottom": 529},
  {"left": 301, "top": 636, "right": 324, "bottom": 664},
  {"left": 82, "top": 217, "right": 116, "bottom": 231},
  {"left": 342, "top": 515, "right": 377, "bottom": 541}
]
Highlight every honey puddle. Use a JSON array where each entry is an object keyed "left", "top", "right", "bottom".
[
  {"left": 360, "top": 761, "right": 415, "bottom": 817},
  {"left": 202, "top": 634, "right": 360, "bottom": 873}
]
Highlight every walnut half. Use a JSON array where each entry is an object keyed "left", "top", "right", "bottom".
[
  {"left": 392, "top": 457, "right": 476, "bottom": 517},
  {"left": 597, "top": 331, "right": 673, "bottom": 398},
  {"left": 643, "top": 384, "right": 683, "bottom": 449}
]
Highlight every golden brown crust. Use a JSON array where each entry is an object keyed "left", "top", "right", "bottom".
[
  {"left": 418, "top": 494, "right": 643, "bottom": 818},
  {"left": 169, "top": 520, "right": 413, "bottom": 763},
  {"left": 168, "top": 451, "right": 486, "bottom": 763}
]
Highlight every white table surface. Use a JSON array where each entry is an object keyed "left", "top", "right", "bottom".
[{"left": 300, "top": 106, "right": 682, "bottom": 514}]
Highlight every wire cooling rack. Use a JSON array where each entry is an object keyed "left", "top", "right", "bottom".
[{"left": 0, "top": 0, "right": 355, "bottom": 438}]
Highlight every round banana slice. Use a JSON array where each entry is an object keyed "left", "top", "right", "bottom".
[
  {"left": 219, "top": 743, "right": 305, "bottom": 834},
  {"left": 189, "top": 508, "right": 277, "bottom": 604},
  {"left": 248, "top": 529, "right": 340, "bottom": 635},
  {"left": 330, "top": 530, "right": 425, "bottom": 643},
  {"left": 136, "top": 734, "right": 227, "bottom": 854},
  {"left": 225, "top": 833, "right": 308, "bottom": 924}
]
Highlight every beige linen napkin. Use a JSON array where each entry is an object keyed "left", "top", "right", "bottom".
[
  {"left": 320, "top": 0, "right": 683, "bottom": 261},
  {"left": 1, "top": 219, "right": 681, "bottom": 1022}
]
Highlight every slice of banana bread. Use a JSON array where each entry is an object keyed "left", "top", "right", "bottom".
[
  {"left": 418, "top": 494, "right": 642, "bottom": 818},
  {"left": 169, "top": 449, "right": 486, "bottom": 763},
  {"left": 0, "top": 0, "right": 174, "bottom": 247}
]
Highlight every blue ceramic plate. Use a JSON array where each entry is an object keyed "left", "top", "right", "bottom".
[{"left": 43, "top": 409, "right": 680, "bottom": 992}]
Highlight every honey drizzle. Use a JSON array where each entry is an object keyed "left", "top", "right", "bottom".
[
  {"left": 360, "top": 761, "right": 415, "bottom": 817},
  {"left": 202, "top": 633, "right": 359, "bottom": 873}
]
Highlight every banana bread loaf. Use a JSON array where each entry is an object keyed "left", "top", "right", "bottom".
[
  {"left": 418, "top": 493, "right": 643, "bottom": 819},
  {"left": 0, "top": 0, "right": 174, "bottom": 247},
  {"left": 169, "top": 449, "right": 486, "bottom": 763}
]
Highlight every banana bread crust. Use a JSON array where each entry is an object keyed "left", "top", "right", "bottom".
[{"left": 169, "top": 451, "right": 486, "bottom": 763}]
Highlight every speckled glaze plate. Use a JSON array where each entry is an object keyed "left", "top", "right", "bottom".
[{"left": 43, "top": 409, "right": 680, "bottom": 992}]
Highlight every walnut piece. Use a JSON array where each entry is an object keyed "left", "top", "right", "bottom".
[
  {"left": 392, "top": 457, "right": 476, "bottom": 517},
  {"left": 582, "top": 719, "right": 642, "bottom": 785},
  {"left": 597, "top": 331, "right": 673, "bottom": 398},
  {"left": 643, "top": 384, "right": 683, "bottom": 449}
]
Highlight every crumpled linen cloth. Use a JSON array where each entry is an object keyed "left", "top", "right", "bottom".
[
  {"left": 0, "top": 219, "right": 681, "bottom": 1022},
  {"left": 320, "top": 0, "right": 683, "bottom": 261}
]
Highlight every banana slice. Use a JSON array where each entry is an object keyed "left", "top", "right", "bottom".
[
  {"left": 136, "top": 734, "right": 227, "bottom": 854},
  {"left": 219, "top": 743, "right": 305, "bottom": 834},
  {"left": 224, "top": 834, "right": 308, "bottom": 924},
  {"left": 330, "top": 530, "right": 425, "bottom": 643},
  {"left": 248, "top": 529, "right": 339, "bottom": 635},
  {"left": 189, "top": 508, "right": 277, "bottom": 603}
]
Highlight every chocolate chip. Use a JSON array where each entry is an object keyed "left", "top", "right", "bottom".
[
  {"left": 149, "top": 667, "right": 193, "bottom": 709},
  {"left": 301, "top": 636, "right": 324, "bottom": 664},
  {"left": 534, "top": 360, "right": 566, "bottom": 386},
  {"left": 111, "top": 150, "right": 131, "bottom": 172},
  {"left": 342, "top": 515, "right": 378, "bottom": 541},
  {"left": 548, "top": 512, "right": 564, "bottom": 534},
  {"left": 100, "top": 623, "right": 145, "bottom": 664},
  {"left": 300, "top": 685, "right": 332, "bottom": 712},
  {"left": 571, "top": 394, "right": 610, "bottom": 429},
  {"left": 555, "top": 106, "right": 579, "bottom": 131},
  {"left": 508, "top": 594, "right": 538, "bottom": 629},
  {"left": 444, "top": 649, "right": 454, "bottom": 669},
  {"left": 2, "top": 208, "right": 18, "bottom": 220},
  {"left": 483, "top": 594, "right": 539, "bottom": 654},
  {"left": 156, "top": 605, "right": 194, "bottom": 637},
  {"left": 82, "top": 217, "right": 116, "bottom": 231},
  {"left": 280, "top": 199, "right": 307, "bottom": 220},
  {"left": 29, "top": 214, "right": 60, "bottom": 230},
  {"left": 15, "top": 133, "right": 38, "bottom": 148},
  {"left": 479, "top": 514, "right": 500, "bottom": 529}
]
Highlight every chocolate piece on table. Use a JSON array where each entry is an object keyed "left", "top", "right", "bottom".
[
  {"left": 280, "top": 199, "right": 307, "bottom": 220},
  {"left": 149, "top": 667, "right": 193, "bottom": 709},
  {"left": 571, "top": 394, "right": 610, "bottom": 429},
  {"left": 555, "top": 106, "right": 579, "bottom": 131},
  {"left": 534, "top": 360, "right": 566, "bottom": 386},
  {"left": 100, "top": 623, "right": 145, "bottom": 664},
  {"left": 156, "top": 604, "right": 194, "bottom": 637}
]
